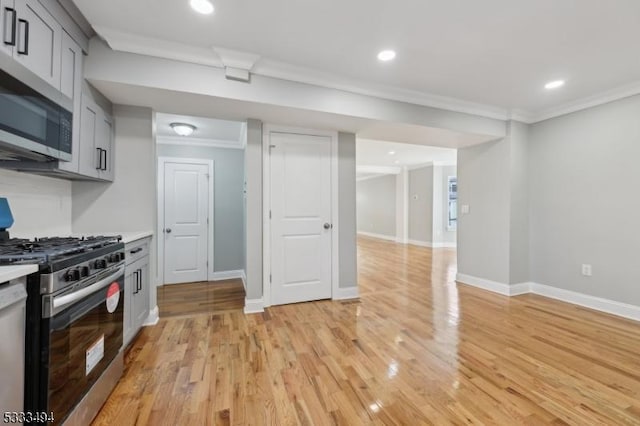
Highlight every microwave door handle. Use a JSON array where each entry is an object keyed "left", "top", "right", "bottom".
[
  {"left": 4, "top": 8, "right": 17, "bottom": 46},
  {"left": 17, "top": 18, "right": 28, "bottom": 55},
  {"left": 52, "top": 266, "right": 125, "bottom": 313}
]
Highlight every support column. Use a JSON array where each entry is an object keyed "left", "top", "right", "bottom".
[{"left": 395, "top": 167, "right": 409, "bottom": 244}]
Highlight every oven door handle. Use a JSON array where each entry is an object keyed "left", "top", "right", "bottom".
[{"left": 52, "top": 266, "right": 125, "bottom": 312}]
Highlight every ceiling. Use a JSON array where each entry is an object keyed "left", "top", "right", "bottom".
[
  {"left": 156, "top": 113, "right": 244, "bottom": 144},
  {"left": 73, "top": 0, "right": 640, "bottom": 117},
  {"left": 356, "top": 139, "right": 456, "bottom": 180}
]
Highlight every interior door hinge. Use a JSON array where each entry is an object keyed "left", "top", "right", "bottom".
[
  {"left": 269, "top": 210, "right": 272, "bottom": 219},
  {"left": 269, "top": 274, "right": 272, "bottom": 283}
]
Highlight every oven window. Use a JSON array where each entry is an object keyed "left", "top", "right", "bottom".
[{"left": 46, "top": 279, "right": 123, "bottom": 425}]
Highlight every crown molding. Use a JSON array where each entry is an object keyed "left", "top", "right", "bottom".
[
  {"left": 525, "top": 80, "right": 640, "bottom": 123},
  {"left": 157, "top": 136, "right": 244, "bottom": 150},
  {"left": 92, "top": 27, "right": 640, "bottom": 126}
]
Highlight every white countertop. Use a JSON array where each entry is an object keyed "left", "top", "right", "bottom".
[
  {"left": 118, "top": 231, "right": 154, "bottom": 244},
  {"left": 0, "top": 265, "right": 39, "bottom": 283}
]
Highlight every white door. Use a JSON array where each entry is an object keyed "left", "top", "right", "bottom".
[
  {"left": 270, "top": 132, "right": 332, "bottom": 305},
  {"left": 163, "top": 162, "right": 209, "bottom": 284}
]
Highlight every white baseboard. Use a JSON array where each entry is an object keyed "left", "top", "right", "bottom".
[
  {"left": 333, "top": 286, "right": 360, "bottom": 300},
  {"left": 357, "top": 231, "right": 396, "bottom": 242},
  {"left": 408, "top": 239, "right": 457, "bottom": 248},
  {"left": 244, "top": 297, "right": 265, "bottom": 314},
  {"left": 209, "top": 269, "right": 245, "bottom": 281},
  {"left": 530, "top": 283, "right": 640, "bottom": 322},
  {"left": 143, "top": 306, "right": 159, "bottom": 326},
  {"left": 456, "top": 273, "right": 640, "bottom": 322}
]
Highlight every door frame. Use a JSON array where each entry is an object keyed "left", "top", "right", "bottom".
[
  {"left": 262, "top": 125, "right": 340, "bottom": 307},
  {"left": 157, "top": 157, "right": 215, "bottom": 286}
]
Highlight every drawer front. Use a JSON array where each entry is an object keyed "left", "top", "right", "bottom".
[{"left": 125, "top": 237, "right": 150, "bottom": 266}]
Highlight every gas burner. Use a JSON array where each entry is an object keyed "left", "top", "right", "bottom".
[{"left": 0, "top": 235, "right": 122, "bottom": 265}]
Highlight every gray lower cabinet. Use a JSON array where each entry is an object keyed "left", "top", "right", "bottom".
[{"left": 124, "top": 237, "right": 151, "bottom": 347}]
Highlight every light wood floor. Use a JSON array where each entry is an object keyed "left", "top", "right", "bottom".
[
  {"left": 157, "top": 279, "right": 245, "bottom": 317},
  {"left": 93, "top": 236, "right": 640, "bottom": 425}
]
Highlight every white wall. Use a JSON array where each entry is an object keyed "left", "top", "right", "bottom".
[
  {"left": 408, "top": 166, "right": 433, "bottom": 243},
  {"left": 0, "top": 170, "right": 72, "bottom": 237},
  {"left": 338, "top": 132, "right": 358, "bottom": 289},
  {"left": 356, "top": 175, "right": 396, "bottom": 238}
]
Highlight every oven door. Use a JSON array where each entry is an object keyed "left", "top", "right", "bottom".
[{"left": 41, "top": 265, "right": 124, "bottom": 425}]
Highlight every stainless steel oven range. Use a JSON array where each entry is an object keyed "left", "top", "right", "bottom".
[{"left": 0, "top": 236, "right": 125, "bottom": 426}]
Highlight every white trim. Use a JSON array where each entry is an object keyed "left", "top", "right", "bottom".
[
  {"left": 455, "top": 274, "right": 640, "bottom": 322},
  {"left": 143, "top": 306, "right": 160, "bottom": 326},
  {"left": 333, "top": 286, "right": 360, "bottom": 301},
  {"left": 210, "top": 270, "right": 245, "bottom": 281},
  {"left": 358, "top": 231, "right": 396, "bottom": 242},
  {"left": 157, "top": 157, "right": 215, "bottom": 286},
  {"left": 356, "top": 174, "right": 388, "bottom": 182},
  {"left": 157, "top": 136, "right": 245, "bottom": 150},
  {"left": 356, "top": 165, "right": 402, "bottom": 175},
  {"left": 244, "top": 297, "right": 265, "bottom": 314},
  {"left": 530, "top": 283, "right": 640, "bottom": 323},
  {"left": 456, "top": 273, "right": 514, "bottom": 296},
  {"left": 407, "top": 239, "right": 457, "bottom": 248},
  {"left": 262, "top": 125, "right": 340, "bottom": 307},
  {"left": 92, "top": 27, "right": 640, "bottom": 125}
]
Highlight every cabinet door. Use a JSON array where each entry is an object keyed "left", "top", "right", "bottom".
[
  {"left": 58, "top": 31, "right": 82, "bottom": 173},
  {"left": 96, "top": 113, "right": 114, "bottom": 182},
  {"left": 78, "top": 95, "right": 100, "bottom": 179},
  {"left": 0, "top": 0, "right": 16, "bottom": 57},
  {"left": 134, "top": 258, "right": 150, "bottom": 330},
  {"left": 123, "top": 268, "right": 135, "bottom": 348},
  {"left": 13, "top": 0, "right": 61, "bottom": 89}
]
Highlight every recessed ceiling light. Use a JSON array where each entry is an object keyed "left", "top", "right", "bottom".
[
  {"left": 388, "top": 150, "right": 396, "bottom": 155},
  {"left": 377, "top": 50, "right": 396, "bottom": 62},
  {"left": 190, "top": 0, "right": 214, "bottom": 15},
  {"left": 170, "top": 123, "right": 197, "bottom": 136},
  {"left": 545, "top": 80, "right": 565, "bottom": 90}
]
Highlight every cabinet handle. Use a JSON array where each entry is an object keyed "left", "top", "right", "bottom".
[
  {"left": 102, "top": 149, "right": 108, "bottom": 171},
  {"left": 17, "top": 18, "right": 28, "bottom": 55},
  {"left": 137, "top": 269, "right": 142, "bottom": 292},
  {"left": 3, "top": 8, "right": 17, "bottom": 46},
  {"left": 96, "top": 148, "right": 102, "bottom": 170},
  {"left": 133, "top": 271, "right": 139, "bottom": 294},
  {"left": 130, "top": 248, "right": 143, "bottom": 255}
]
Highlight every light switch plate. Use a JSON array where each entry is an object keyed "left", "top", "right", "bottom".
[{"left": 461, "top": 205, "right": 470, "bottom": 214}]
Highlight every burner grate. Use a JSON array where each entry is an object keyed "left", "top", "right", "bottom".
[{"left": 0, "top": 236, "right": 122, "bottom": 265}]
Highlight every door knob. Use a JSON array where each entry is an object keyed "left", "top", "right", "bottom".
[
  {"left": 165, "top": 228, "right": 172, "bottom": 234},
  {"left": 323, "top": 223, "right": 332, "bottom": 230}
]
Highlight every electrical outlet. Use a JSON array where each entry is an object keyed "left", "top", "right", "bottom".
[{"left": 581, "top": 264, "right": 592, "bottom": 277}]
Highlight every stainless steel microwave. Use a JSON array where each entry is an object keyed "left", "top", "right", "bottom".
[{"left": 0, "top": 54, "right": 73, "bottom": 162}]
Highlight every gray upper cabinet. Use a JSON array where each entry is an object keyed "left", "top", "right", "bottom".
[
  {"left": 58, "top": 31, "right": 82, "bottom": 174},
  {"left": 78, "top": 94, "right": 114, "bottom": 182},
  {"left": 13, "top": 0, "right": 62, "bottom": 89},
  {"left": 0, "top": 0, "right": 16, "bottom": 57}
]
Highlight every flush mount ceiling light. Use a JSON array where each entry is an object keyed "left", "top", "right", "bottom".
[
  {"left": 377, "top": 50, "right": 396, "bottom": 61},
  {"left": 545, "top": 80, "right": 565, "bottom": 90},
  {"left": 170, "top": 123, "right": 197, "bottom": 136},
  {"left": 388, "top": 150, "right": 396, "bottom": 155},
  {"left": 190, "top": 0, "right": 214, "bottom": 15}
]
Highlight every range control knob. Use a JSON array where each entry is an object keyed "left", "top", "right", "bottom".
[
  {"left": 65, "top": 269, "right": 81, "bottom": 282},
  {"left": 80, "top": 266, "right": 90, "bottom": 278},
  {"left": 94, "top": 259, "right": 107, "bottom": 269},
  {"left": 109, "top": 253, "right": 121, "bottom": 263}
]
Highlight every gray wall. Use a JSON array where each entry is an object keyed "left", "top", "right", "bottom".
[
  {"left": 356, "top": 175, "right": 396, "bottom": 237},
  {"left": 529, "top": 95, "right": 640, "bottom": 305},
  {"left": 72, "top": 105, "right": 158, "bottom": 307},
  {"left": 245, "top": 119, "right": 263, "bottom": 300},
  {"left": 156, "top": 144, "right": 245, "bottom": 272},
  {"left": 457, "top": 138, "right": 511, "bottom": 284},
  {"left": 433, "top": 164, "right": 457, "bottom": 245},
  {"left": 338, "top": 132, "right": 358, "bottom": 289},
  {"left": 508, "top": 121, "right": 530, "bottom": 284},
  {"left": 408, "top": 166, "right": 433, "bottom": 243}
]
